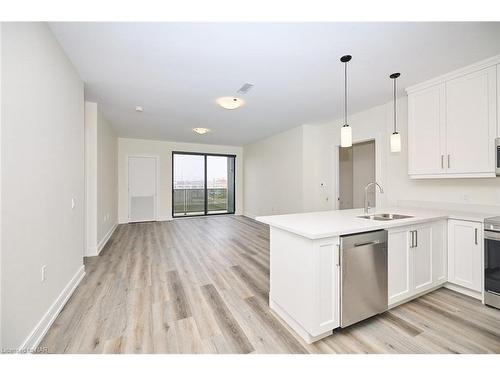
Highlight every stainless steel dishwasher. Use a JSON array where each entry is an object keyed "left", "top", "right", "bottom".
[{"left": 340, "top": 230, "right": 388, "bottom": 328}]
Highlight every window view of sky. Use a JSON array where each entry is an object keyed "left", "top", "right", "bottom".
[{"left": 174, "top": 154, "right": 229, "bottom": 189}]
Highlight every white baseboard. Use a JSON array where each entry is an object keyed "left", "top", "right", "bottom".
[
  {"left": 86, "top": 223, "right": 117, "bottom": 257},
  {"left": 97, "top": 223, "right": 117, "bottom": 255},
  {"left": 243, "top": 212, "right": 256, "bottom": 219},
  {"left": 443, "top": 282, "right": 482, "bottom": 301},
  {"left": 19, "top": 265, "right": 85, "bottom": 352},
  {"left": 269, "top": 299, "right": 332, "bottom": 344}
]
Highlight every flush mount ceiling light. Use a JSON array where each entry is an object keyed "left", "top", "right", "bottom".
[
  {"left": 135, "top": 106, "right": 144, "bottom": 112},
  {"left": 216, "top": 97, "right": 245, "bottom": 110},
  {"left": 340, "top": 55, "right": 353, "bottom": 148},
  {"left": 390, "top": 72, "right": 401, "bottom": 153},
  {"left": 193, "top": 127, "right": 211, "bottom": 135}
]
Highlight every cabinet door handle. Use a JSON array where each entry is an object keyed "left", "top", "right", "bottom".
[
  {"left": 447, "top": 154, "right": 451, "bottom": 169},
  {"left": 441, "top": 155, "right": 444, "bottom": 169},
  {"left": 415, "top": 230, "right": 418, "bottom": 247},
  {"left": 475, "top": 228, "right": 478, "bottom": 245},
  {"left": 410, "top": 230, "right": 414, "bottom": 248}
]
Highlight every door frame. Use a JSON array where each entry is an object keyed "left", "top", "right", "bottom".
[
  {"left": 127, "top": 155, "right": 159, "bottom": 222},
  {"left": 334, "top": 137, "right": 380, "bottom": 210},
  {"left": 171, "top": 151, "right": 236, "bottom": 218}
]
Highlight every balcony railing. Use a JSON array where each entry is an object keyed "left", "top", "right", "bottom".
[{"left": 173, "top": 188, "right": 229, "bottom": 216}]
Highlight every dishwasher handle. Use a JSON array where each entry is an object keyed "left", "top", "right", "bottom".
[{"left": 353, "top": 240, "right": 380, "bottom": 247}]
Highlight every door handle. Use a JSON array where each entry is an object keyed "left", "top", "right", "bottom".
[
  {"left": 475, "top": 228, "right": 478, "bottom": 245},
  {"left": 447, "top": 154, "right": 451, "bottom": 169},
  {"left": 410, "top": 231, "right": 414, "bottom": 248},
  {"left": 415, "top": 230, "right": 418, "bottom": 247},
  {"left": 441, "top": 155, "right": 444, "bottom": 169}
]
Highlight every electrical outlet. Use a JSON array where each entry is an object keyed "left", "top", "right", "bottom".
[{"left": 41, "top": 265, "right": 47, "bottom": 282}]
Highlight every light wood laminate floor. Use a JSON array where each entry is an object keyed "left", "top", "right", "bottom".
[{"left": 41, "top": 216, "right": 500, "bottom": 353}]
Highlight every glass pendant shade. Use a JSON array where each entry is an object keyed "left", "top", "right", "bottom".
[
  {"left": 341, "top": 125, "right": 352, "bottom": 148},
  {"left": 390, "top": 132, "right": 401, "bottom": 153}
]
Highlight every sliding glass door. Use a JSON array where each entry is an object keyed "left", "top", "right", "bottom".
[{"left": 172, "top": 152, "right": 235, "bottom": 217}]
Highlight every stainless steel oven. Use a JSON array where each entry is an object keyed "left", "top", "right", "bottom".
[
  {"left": 484, "top": 216, "right": 500, "bottom": 309},
  {"left": 496, "top": 138, "right": 500, "bottom": 176}
]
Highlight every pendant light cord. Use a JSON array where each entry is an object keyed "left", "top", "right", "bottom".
[
  {"left": 344, "top": 61, "right": 348, "bottom": 126},
  {"left": 393, "top": 77, "right": 397, "bottom": 133}
]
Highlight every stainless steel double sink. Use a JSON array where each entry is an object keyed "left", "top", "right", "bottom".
[{"left": 357, "top": 213, "right": 414, "bottom": 221}]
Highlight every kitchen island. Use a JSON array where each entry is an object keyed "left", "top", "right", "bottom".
[{"left": 256, "top": 207, "right": 489, "bottom": 343}]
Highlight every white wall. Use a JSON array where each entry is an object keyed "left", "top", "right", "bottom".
[
  {"left": 85, "top": 102, "right": 118, "bottom": 256},
  {"left": 0, "top": 22, "right": 3, "bottom": 350},
  {"left": 352, "top": 141, "right": 376, "bottom": 208},
  {"left": 244, "top": 104, "right": 389, "bottom": 217},
  {"left": 84, "top": 102, "right": 97, "bottom": 255},
  {"left": 244, "top": 90, "right": 500, "bottom": 218},
  {"left": 1, "top": 23, "right": 84, "bottom": 349},
  {"left": 339, "top": 147, "right": 353, "bottom": 209},
  {"left": 118, "top": 138, "right": 243, "bottom": 222},
  {"left": 243, "top": 126, "right": 304, "bottom": 218}
]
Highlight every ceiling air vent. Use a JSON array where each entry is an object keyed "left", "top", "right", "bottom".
[{"left": 237, "top": 83, "right": 254, "bottom": 94}]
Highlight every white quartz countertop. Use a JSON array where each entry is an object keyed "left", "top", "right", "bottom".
[{"left": 255, "top": 206, "right": 493, "bottom": 240}]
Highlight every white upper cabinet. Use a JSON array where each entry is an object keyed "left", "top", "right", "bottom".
[
  {"left": 446, "top": 67, "right": 497, "bottom": 174},
  {"left": 407, "top": 60, "right": 498, "bottom": 179},
  {"left": 408, "top": 84, "right": 446, "bottom": 176}
]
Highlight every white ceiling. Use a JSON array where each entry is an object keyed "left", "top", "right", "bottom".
[{"left": 49, "top": 22, "right": 500, "bottom": 146}]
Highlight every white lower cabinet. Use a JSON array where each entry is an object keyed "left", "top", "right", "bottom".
[
  {"left": 448, "top": 219, "right": 482, "bottom": 292},
  {"left": 388, "top": 227, "right": 412, "bottom": 304},
  {"left": 269, "top": 227, "right": 340, "bottom": 343},
  {"left": 413, "top": 223, "right": 434, "bottom": 294},
  {"left": 388, "top": 220, "right": 447, "bottom": 306}
]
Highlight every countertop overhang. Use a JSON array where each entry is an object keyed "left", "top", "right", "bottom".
[{"left": 256, "top": 207, "right": 492, "bottom": 240}]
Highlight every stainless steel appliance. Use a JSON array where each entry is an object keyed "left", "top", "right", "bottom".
[
  {"left": 484, "top": 216, "right": 500, "bottom": 309},
  {"left": 496, "top": 138, "right": 500, "bottom": 176},
  {"left": 340, "top": 230, "right": 388, "bottom": 327}
]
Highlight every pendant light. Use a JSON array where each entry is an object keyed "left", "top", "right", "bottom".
[
  {"left": 340, "top": 55, "right": 352, "bottom": 147},
  {"left": 390, "top": 72, "right": 401, "bottom": 153}
]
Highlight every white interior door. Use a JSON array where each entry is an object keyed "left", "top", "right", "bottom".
[{"left": 128, "top": 156, "right": 157, "bottom": 222}]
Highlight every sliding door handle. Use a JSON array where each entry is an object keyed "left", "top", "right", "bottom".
[
  {"left": 475, "top": 228, "right": 478, "bottom": 245},
  {"left": 409, "top": 231, "right": 414, "bottom": 248},
  {"left": 447, "top": 154, "right": 451, "bottom": 169},
  {"left": 441, "top": 155, "right": 444, "bottom": 169},
  {"left": 415, "top": 230, "right": 418, "bottom": 247}
]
